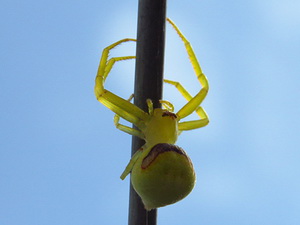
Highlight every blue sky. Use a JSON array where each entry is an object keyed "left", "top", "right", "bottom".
[{"left": 1, "top": 0, "right": 300, "bottom": 224}]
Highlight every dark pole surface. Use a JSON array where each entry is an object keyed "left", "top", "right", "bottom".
[{"left": 129, "top": 0, "right": 167, "bottom": 225}]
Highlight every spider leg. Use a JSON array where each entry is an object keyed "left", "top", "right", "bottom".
[
  {"left": 146, "top": 99, "right": 154, "bottom": 115},
  {"left": 120, "top": 142, "right": 152, "bottom": 180},
  {"left": 103, "top": 56, "right": 135, "bottom": 82},
  {"left": 120, "top": 147, "right": 143, "bottom": 180},
  {"left": 160, "top": 100, "right": 175, "bottom": 112},
  {"left": 164, "top": 79, "right": 209, "bottom": 131},
  {"left": 114, "top": 95, "right": 145, "bottom": 139},
  {"left": 95, "top": 39, "right": 149, "bottom": 128},
  {"left": 167, "top": 18, "right": 209, "bottom": 120}
]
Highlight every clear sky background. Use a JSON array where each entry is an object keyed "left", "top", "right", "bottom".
[{"left": 1, "top": 0, "right": 300, "bottom": 225}]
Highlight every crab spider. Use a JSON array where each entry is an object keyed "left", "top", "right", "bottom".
[{"left": 94, "top": 18, "right": 209, "bottom": 210}]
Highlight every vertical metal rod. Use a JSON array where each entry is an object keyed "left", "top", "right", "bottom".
[{"left": 129, "top": 0, "right": 167, "bottom": 225}]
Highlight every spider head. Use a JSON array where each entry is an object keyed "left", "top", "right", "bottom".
[
  {"left": 161, "top": 111, "right": 177, "bottom": 119},
  {"left": 143, "top": 108, "right": 179, "bottom": 145},
  {"left": 131, "top": 143, "right": 196, "bottom": 210}
]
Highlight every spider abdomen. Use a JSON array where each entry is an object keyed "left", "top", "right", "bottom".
[{"left": 131, "top": 143, "right": 196, "bottom": 210}]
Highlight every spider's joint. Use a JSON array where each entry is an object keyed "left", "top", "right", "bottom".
[{"left": 95, "top": 89, "right": 107, "bottom": 100}]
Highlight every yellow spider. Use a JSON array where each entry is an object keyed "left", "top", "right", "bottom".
[{"left": 94, "top": 18, "right": 209, "bottom": 210}]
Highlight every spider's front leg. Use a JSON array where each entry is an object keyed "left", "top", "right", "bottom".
[
  {"left": 94, "top": 39, "right": 149, "bottom": 127},
  {"left": 166, "top": 18, "right": 209, "bottom": 130},
  {"left": 164, "top": 79, "right": 209, "bottom": 131},
  {"left": 113, "top": 94, "right": 145, "bottom": 140}
]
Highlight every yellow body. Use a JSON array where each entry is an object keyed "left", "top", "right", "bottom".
[
  {"left": 144, "top": 108, "right": 178, "bottom": 144},
  {"left": 131, "top": 143, "right": 195, "bottom": 210},
  {"left": 95, "top": 18, "right": 209, "bottom": 210}
]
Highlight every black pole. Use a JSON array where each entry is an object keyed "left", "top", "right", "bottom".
[{"left": 129, "top": 0, "right": 167, "bottom": 225}]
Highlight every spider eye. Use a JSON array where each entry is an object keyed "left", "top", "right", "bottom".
[
  {"left": 142, "top": 143, "right": 188, "bottom": 169},
  {"left": 162, "top": 111, "right": 177, "bottom": 119}
]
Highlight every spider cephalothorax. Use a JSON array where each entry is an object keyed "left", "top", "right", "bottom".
[{"left": 95, "top": 18, "right": 209, "bottom": 210}]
